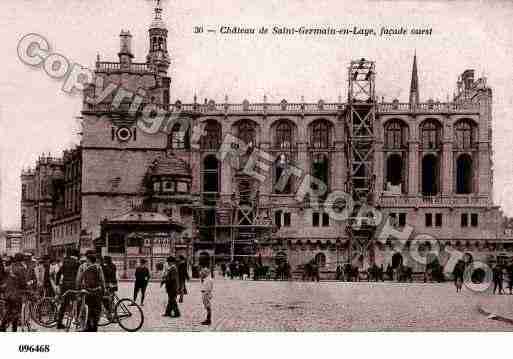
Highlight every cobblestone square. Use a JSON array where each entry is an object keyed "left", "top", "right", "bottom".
[{"left": 60, "top": 279, "right": 513, "bottom": 332}]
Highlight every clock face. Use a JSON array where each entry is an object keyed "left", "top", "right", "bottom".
[{"left": 116, "top": 126, "right": 132, "bottom": 141}]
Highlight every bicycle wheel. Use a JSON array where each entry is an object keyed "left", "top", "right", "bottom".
[
  {"left": 114, "top": 299, "right": 144, "bottom": 332},
  {"left": 34, "top": 298, "right": 58, "bottom": 328}
]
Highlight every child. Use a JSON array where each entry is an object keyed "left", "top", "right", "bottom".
[{"left": 200, "top": 268, "right": 213, "bottom": 326}]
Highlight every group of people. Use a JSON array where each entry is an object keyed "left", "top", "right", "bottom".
[
  {"left": 0, "top": 249, "right": 118, "bottom": 332},
  {"left": 0, "top": 251, "right": 215, "bottom": 331}
]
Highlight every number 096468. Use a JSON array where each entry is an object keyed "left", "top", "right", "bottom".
[{"left": 18, "top": 345, "right": 50, "bottom": 353}]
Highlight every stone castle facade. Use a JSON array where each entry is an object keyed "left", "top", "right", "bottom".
[{"left": 19, "top": 2, "right": 512, "bottom": 276}]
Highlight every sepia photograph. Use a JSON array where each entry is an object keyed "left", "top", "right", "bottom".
[{"left": 0, "top": 0, "right": 513, "bottom": 357}]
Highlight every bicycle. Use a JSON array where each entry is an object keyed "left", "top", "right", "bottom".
[
  {"left": 60, "top": 289, "right": 90, "bottom": 332},
  {"left": 98, "top": 289, "right": 144, "bottom": 332}
]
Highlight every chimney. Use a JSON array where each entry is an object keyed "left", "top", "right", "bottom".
[{"left": 119, "top": 30, "right": 134, "bottom": 69}]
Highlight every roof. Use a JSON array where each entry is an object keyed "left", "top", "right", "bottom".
[
  {"left": 149, "top": 155, "right": 191, "bottom": 178},
  {"left": 107, "top": 211, "right": 170, "bottom": 223},
  {"left": 103, "top": 210, "right": 186, "bottom": 230}
]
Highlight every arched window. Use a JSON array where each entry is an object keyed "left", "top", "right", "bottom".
[
  {"left": 422, "top": 154, "right": 439, "bottom": 195},
  {"left": 274, "top": 154, "right": 292, "bottom": 194},
  {"left": 275, "top": 120, "right": 293, "bottom": 149},
  {"left": 169, "top": 123, "right": 189, "bottom": 149},
  {"left": 384, "top": 120, "right": 408, "bottom": 149},
  {"left": 421, "top": 120, "right": 441, "bottom": 150},
  {"left": 236, "top": 120, "right": 256, "bottom": 146},
  {"left": 456, "top": 154, "right": 473, "bottom": 194},
  {"left": 201, "top": 120, "right": 221, "bottom": 150},
  {"left": 454, "top": 120, "right": 477, "bottom": 149},
  {"left": 314, "top": 253, "right": 326, "bottom": 267},
  {"left": 310, "top": 120, "right": 331, "bottom": 149}
]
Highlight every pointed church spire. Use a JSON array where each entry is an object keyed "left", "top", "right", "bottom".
[{"left": 409, "top": 52, "right": 419, "bottom": 105}]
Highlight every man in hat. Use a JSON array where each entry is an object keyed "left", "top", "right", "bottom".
[
  {"left": 133, "top": 259, "right": 150, "bottom": 306},
  {"left": 55, "top": 248, "right": 80, "bottom": 329},
  {"left": 161, "top": 256, "right": 180, "bottom": 317},
  {"left": 0, "top": 253, "right": 27, "bottom": 331},
  {"left": 76, "top": 250, "right": 105, "bottom": 332}
]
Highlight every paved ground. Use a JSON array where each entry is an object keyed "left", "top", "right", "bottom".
[{"left": 35, "top": 278, "right": 513, "bottom": 331}]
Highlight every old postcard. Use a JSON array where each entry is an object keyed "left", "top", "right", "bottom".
[{"left": 0, "top": 0, "right": 513, "bottom": 357}]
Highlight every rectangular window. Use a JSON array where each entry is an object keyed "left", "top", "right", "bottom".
[
  {"left": 471, "top": 213, "right": 478, "bottom": 227},
  {"left": 275, "top": 210, "right": 282, "bottom": 228},
  {"left": 312, "top": 212, "right": 320, "bottom": 227},
  {"left": 399, "top": 213, "right": 406, "bottom": 227},
  {"left": 435, "top": 213, "right": 442, "bottom": 227},
  {"left": 461, "top": 213, "right": 468, "bottom": 227},
  {"left": 283, "top": 212, "right": 291, "bottom": 227},
  {"left": 425, "top": 213, "right": 432, "bottom": 227},
  {"left": 322, "top": 213, "right": 330, "bottom": 227}
]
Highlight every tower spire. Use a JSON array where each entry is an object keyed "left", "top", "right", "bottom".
[
  {"left": 409, "top": 51, "right": 419, "bottom": 105},
  {"left": 147, "top": 0, "right": 170, "bottom": 74},
  {"left": 154, "top": 0, "right": 162, "bottom": 21}
]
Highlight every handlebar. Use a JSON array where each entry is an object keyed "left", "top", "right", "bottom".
[{"left": 61, "top": 287, "right": 102, "bottom": 299}]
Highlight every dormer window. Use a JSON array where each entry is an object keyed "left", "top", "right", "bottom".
[{"left": 163, "top": 181, "right": 174, "bottom": 192}]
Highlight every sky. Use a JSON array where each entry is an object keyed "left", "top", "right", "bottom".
[{"left": 0, "top": 0, "right": 512, "bottom": 230}]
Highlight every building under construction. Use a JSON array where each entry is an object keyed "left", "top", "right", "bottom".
[{"left": 20, "top": 1, "right": 512, "bottom": 277}]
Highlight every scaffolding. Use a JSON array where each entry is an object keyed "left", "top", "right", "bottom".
[
  {"left": 196, "top": 173, "right": 273, "bottom": 267},
  {"left": 345, "top": 58, "right": 377, "bottom": 265}
]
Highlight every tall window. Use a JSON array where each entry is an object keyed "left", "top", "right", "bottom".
[
  {"left": 455, "top": 119, "right": 477, "bottom": 149},
  {"left": 384, "top": 120, "right": 408, "bottom": 149},
  {"left": 274, "top": 154, "right": 292, "bottom": 194},
  {"left": 310, "top": 120, "right": 331, "bottom": 149},
  {"left": 202, "top": 155, "right": 220, "bottom": 193},
  {"left": 275, "top": 120, "right": 293, "bottom": 149},
  {"left": 422, "top": 154, "right": 439, "bottom": 195},
  {"left": 202, "top": 155, "right": 220, "bottom": 206},
  {"left": 201, "top": 120, "right": 221, "bottom": 150},
  {"left": 456, "top": 154, "right": 473, "bottom": 194},
  {"left": 311, "top": 154, "right": 329, "bottom": 192},
  {"left": 421, "top": 120, "right": 441, "bottom": 150},
  {"left": 169, "top": 123, "right": 189, "bottom": 149}
]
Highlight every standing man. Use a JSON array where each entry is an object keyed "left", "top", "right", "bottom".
[
  {"left": 493, "top": 263, "right": 504, "bottom": 295},
  {"left": 200, "top": 268, "right": 213, "bottom": 326},
  {"left": 133, "top": 259, "right": 150, "bottom": 306},
  {"left": 161, "top": 256, "right": 180, "bottom": 318},
  {"left": 0, "top": 253, "right": 27, "bottom": 332},
  {"left": 55, "top": 249, "right": 80, "bottom": 329},
  {"left": 177, "top": 255, "right": 189, "bottom": 303},
  {"left": 76, "top": 250, "right": 106, "bottom": 332}
]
